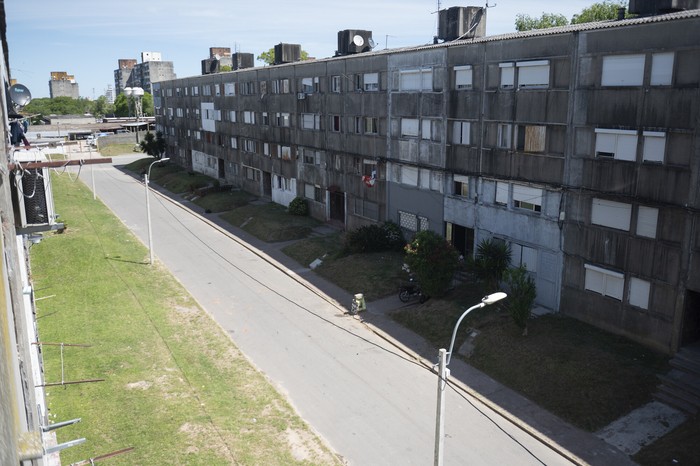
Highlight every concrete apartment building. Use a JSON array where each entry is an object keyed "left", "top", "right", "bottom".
[
  {"left": 48, "top": 70, "right": 79, "bottom": 98},
  {"left": 154, "top": 2, "right": 700, "bottom": 355},
  {"left": 113, "top": 52, "right": 176, "bottom": 96}
]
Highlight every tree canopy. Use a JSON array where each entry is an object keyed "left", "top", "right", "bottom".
[
  {"left": 515, "top": 1, "right": 629, "bottom": 31},
  {"left": 23, "top": 96, "right": 92, "bottom": 116},
  {"left": 257, "top": 47, "right": 309, "bottom": 66}
]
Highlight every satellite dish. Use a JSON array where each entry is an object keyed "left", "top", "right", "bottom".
[
  {"left": 10, "top": 83, "right": 31, "bottom": 107},
  {"left": 368, "top": 37, "right": 376, "bottom": 49},
  {"left": 352, "top": 34, "right": 365, "bottom": 47}
]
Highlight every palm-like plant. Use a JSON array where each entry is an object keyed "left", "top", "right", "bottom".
[{"left": 473, "top": 238, "right": 512, "bottom": 291}]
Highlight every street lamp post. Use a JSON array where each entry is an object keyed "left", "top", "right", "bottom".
[
  {"left": 434, "top": 291, "right": 508, "bottom": 466},
  {"left": 145, "top": 157, "right": 170, "bottom": 265}
]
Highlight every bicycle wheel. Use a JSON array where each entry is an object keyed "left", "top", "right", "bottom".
[{"left": 399, "top": 289, "right": 411, "bottom": 302}]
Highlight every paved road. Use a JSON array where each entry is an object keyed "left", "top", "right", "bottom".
[{"left": 82, "top": 156, "right": 575, "bottom": 465}]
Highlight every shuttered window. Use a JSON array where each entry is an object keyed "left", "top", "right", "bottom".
[
  {"left": 512, "top": 184, "right": 542, "bottom": 212},
  {"left": 636, "top": 206, "right": 658, "bottom": 238},
  {"left": 591, "top": 198, "right": 632, "bottom": 231},
  {"left": 517, "top": 60, "right": 549, "bottom": 88},
  {"left": 585, "top": 264, "right": 624, "bottom": 300},
  {"left": 401, "top": 118, "right": 420, "bottom": 137},
  {"left": 499, "top": 63, "right": 515, "bottom": 88},
  {"left": 595, "top": 129, "right": 637, "bottom": 161},
  {"left": 629, "top": 278, "right": 651, "bottom": 309},
  {"left": 601, "top": 54, "right": 645, "bottom": 86},
  {"left": 495, "top": 182, "right": 508, "bottom": 205},
  {"left": 454, "top": 65, "right": 473, "bottom": 89},
  {"left": 651, "top": 52, "right": 674, "bottom": 86},
  {"left": 642, "top": 131, "right": 665, "bottom": 163}
]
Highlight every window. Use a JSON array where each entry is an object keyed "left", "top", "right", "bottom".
[
  {"left": 230, "top": 137, "right": 238, "bottom": 149},
  {"left": 591, "top": 198, "right": 632, "bottom": 231},
  {"left": 260, "top": 81, "right": 267, "bottom": 95},
  {"left": 642, "top": 131, "right": 665, "bottom": 163},
  {"left": 602, "top": 54, "right": 644, "bottom": 86},
  {"left": 584, "top": 264, "right": 624, "bottom": 300},
  {"left": 452, "top": 121, "right": 470, "bottom": 145},
  {"left": 512, "top": 185, "right": 542, "bottom": 212},
  {"left": 516, "top": 125, "right": 546, "bottom": 152},
  {"left": 511, "top": 244, "right": 538, "bottom": 272},
  {"left": 214, "top": 84, "right": 221, "bottom": 96},
  {"left": 301, "top": 148, "right": 321, "bottom": 165},
  {"left": 331, "top": 75, "right": 341, "bottom": 93},
  {"left": 262, "top": 112, "right": 269, "bottom": 126},
  {"left": 228, "top": 110, "right": 237, "bottom": 122},
  {"left": 400, "top": 165, "right": 419, "bottom": 186},
  {"left": 243, "top": 111, "right": 255, "bottom": 124},
  {"left": 595, "top": 129, "right": 637, "bottom": 161},
  {"left": 304, "top": 183, "right": 323, "bottom": 202},
  {"left": 263, "top": 143, "right": 270, "bottom": 156},
  {"left": 240, "top": 82, "right": 256, "bottom": 95},
  {"left": 244, "top": 166, "right": 257, "bottom": 181},
  {"left": 331, "top": 115, "right": 341, "bottom": 132},
  {"left": 454, "top": 65, "right": 472, "bottom": 89},
  {"left": 301, "top": 113, "right": 321, "bottom": 130},
  {"left": 651, "top": 52, "right": 674, "bottom": 86},
  {"left": 301, "top": 77, "right": 318, "bottom": 93},
  {"left": 194, "top": 131, "right": 202, "bottom": 140},
  {"left": 280, "top": 146, "right": 292, "bottom": 160},
  {"left": 401, "top": 118, "right": 419, "bottom": 137},
  {"left": 354, "top": 199, "right": 379, "bottom": 221},
  {"left": 399, "top": 68, "right": 432, "bottom": 91},
  {"left": 422, "top": 119, "right": 438, "bottom": 140},
  {"left": 499, "top": 63, "right": 515, "bottom": 89},
  {"left": 497, "top": 124, "right": 512, "bottom": 148},
  {"left": 203, "top": 85, "right": 212, "bottom": 96},
  {"left": 364, "top": 72, "right": 379, "bottom": 91},
  {"left": 275, "top": 112, "right": 290, "bottom": 127},
  {"left": 454, "top": 175, "right": 469, "bottom": 197},
  {"left": 272, "top": 79, "right": 290, "bottom": 94},
  {"left": 364, "top": 117, "right": 378, "bottom": 134},
  {"left": 636, "top": 206, "right": 658, "bottom": 238},
  {"left": 629, "top": 277, "right": 651, "bottom": 309},
  {"left": 354, "top": 117, "right": 362, "bottom": 134},
  {"left": 192, "top": 86, "right": 199, "bottom": 96},
  {"left": 224, "top": 82, "right": 236, "bottom": 96},
  {"left": 399, "top": 211, "right": 418, "bottom": 232},
  {"left": 243, "top": 139, "right": 257, "bottom": 153},
  {"left": 517, "top": 60, "right": 549, "bottom": 88},
  {"left": 495, "top": 181, "right": 508, "bottom": 205}
]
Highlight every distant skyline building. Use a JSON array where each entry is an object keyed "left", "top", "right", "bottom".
[
  {"left": 48, "top": 71, "right": 79, "bottom": 99},
  {"left": 105, "top": 84, "right": 114, "bottom": 104},
  {"left": 113, "top": 52, "right": 176, "bottom": 96}
]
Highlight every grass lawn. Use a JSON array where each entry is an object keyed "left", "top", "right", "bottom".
[
  {"left": 189, "top": 189, "right": 255, "bottom": 213},
  {"left": 125, "top": 157, "right": 213, "bottom": 194},
  {"left": 98, "top": 143, "right": 139, "bottom": 157},
  {"left": 392, "top": 281, "right": 669, "bottom": 432},
  {"left": 31, "top": 173, "right": 340, "bottom": 465},
  {"left": 220, "top": 203, "right": 321, "bottom": 242}
]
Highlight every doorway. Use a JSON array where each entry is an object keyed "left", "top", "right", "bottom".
[
  {"left": 682, "top": 290, "right": 700, "bottom": 346},
  {"left": 447, "top": 223, "right": 474, "bottom": 258},
  {"left": 329, "top": 190, "right": 345, "bottom": 224}
]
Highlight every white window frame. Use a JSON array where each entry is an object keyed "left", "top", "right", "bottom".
[
  {"left": 512, "top": 184, "right": 543, "bottom": 213},
  {"left": 650, "top": 52, "right": 674, "bottom": 86},
  {"left": 454, "top": 175, "right": 469, "bottom": 197},
  {"left": 301, "top": 113, "right": 321, "bottom": 130},
  {"left": 243, "top": 111, "right": 255, "bottom": 124},
  {"left": 499, "top": 62, "right": 515, "bottom": 89},
  {"left": 629, "top": 277, "right": 651, "bottom": 310},
  {"left": 516, "top": 60, "right": 550, "bottom": 88},
  {"left": 230, "top": 137, "right": 237, "bottom": 149},
  {"left": 595, "top": 128, "right": 638, "bottom": 161},
  {"left": 591, "top": 198, "right": 632, "bottom": 231},
  {"left": 497, "top": 123, "right": 512, "bottom": 149},
  {"left": 495, "top": 181, "right": 508, "bottom": 205},
  {"left": 452, "top": 121, "right": 470, "bottom": 145},
  {"left": 511, "top": 243, "right": 538, "bottom": 273},
  {"left": 363, "top": 72, "right": 379, "bottom": 91},
  {"left": 224, "top": 82, "right": 236, "bottom": 96},
  {"left": 454, "top": 65, "right": 473, "bottom": 90},
  {"left": 331, "top": 75, "right": 341, "bottom": 93},
  {"left": 401, "top": 118, "right": 420, "bottom": 138},
  {"left": 636, "top": 206, "right": 658, "bottom": 238},
  {"left": 585, "top": 264, "right": 624, "bottom": 300},
  {"left": 642, "top": 131, "right": 665, "bottom": 163},
  {"left": 399, "top": 68, "right": 433, "bottom": 91},
  {"left": 602, "top": 54, "right": 645, "bottom": 87}
]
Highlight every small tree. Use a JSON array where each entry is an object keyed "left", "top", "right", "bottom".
[
  {"left": 257, "top": 47, "right": 310, "bottom": 66},
  {"left": 515, "top": 12, "right": 568, "bottom": 31},
  {"left": 571, "top": 1, "right": 629, "bottom": 24},
  {"left": 139, "top": 131, "right": 166, "bottom": 159},
  {"left": 472, "top": 238, "right": 512, "bottom": 291},
  {"left": 503, "top": 266, "right": 537, "bottom": 336},
  {"left": 404, "top": 230, "right": 460, "bottom": 298}
]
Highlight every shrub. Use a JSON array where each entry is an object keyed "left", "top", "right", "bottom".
[
  {"left": 344, "top": 222, "right": 405, "bottom": 254},
  {"left": 403, "top": 230, "right": 460, "bottom": 297},
  {"left": 472, "top": 238, "right": 511, "bottom": 291},
  {"left": 503, "top": 266, "right": 537, "bottom": 336},
  {"left": 288, "top": 197, "right": 309, "bottom": 216}
]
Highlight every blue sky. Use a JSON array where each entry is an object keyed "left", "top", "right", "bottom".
[{"left": 7, "top": 1, "right": 597, "bottom": 99}]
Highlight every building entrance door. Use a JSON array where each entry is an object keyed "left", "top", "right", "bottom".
[{"left": 329, "top": 191, "right": 345, "bottom": 224}]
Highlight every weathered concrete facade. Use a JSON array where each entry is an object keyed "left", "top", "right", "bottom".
[{"left": 155, "top": 10, "right": 700, "bottom": 353}]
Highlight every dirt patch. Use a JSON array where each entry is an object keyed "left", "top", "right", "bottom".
[
  {"left": 286, "top": 427, "right": 341, "bottom": 464},
  {"left": 126, "top": 380, "right": 151, "bottom": 390}
]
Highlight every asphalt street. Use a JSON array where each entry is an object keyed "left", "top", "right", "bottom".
[{"left": 79, "top": 155, "right": 576, "bottom": 465}]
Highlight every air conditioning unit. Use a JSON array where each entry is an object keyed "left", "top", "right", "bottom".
[
  {"left": 11, "top": 150, "right": 58, "bottom": 231},
  {"left": 297, "top": 92, "right": 306, "bottom": 100}
]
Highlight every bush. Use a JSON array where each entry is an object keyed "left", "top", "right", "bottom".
[
  {"left": 344, "top": 222, "right": 404, "bottom": 254},
  {"left": 288, "top": 197, "right": 309, "bottom": 216},
  {"left": 472, "top": 238, "right": 512, "bottom": 291},
  {"left": 403, "top": 230, "right": 459, "bottom": 297},
  {"left": 503, "top": 266, "right": 537, "bottom": 336}
]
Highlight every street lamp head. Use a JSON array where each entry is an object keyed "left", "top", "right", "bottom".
[
  {"left": 132, "top": 87, "right": 144, "bottom": 97},
  {"left": 481, "top": 292, "right": 507, "bottom": 305},
  {"left": 123, "top": 87, "right": 133, "bottom": 96},
  {"left": 160, "top": 157, "right": 170, "bottom": 162}
]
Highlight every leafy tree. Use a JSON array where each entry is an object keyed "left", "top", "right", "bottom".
[
  {"left": 142, "top": 92, "right": 154, "bottom": 117},
  {"left": 571, "top": 1, "right": 629, "bottom": 24},
  {"left": 404, "top": 230, "right": 459, "bottom": 298},
  {"left": 91, "top": 95, "right": 114, "bottom": 119},
  {"left": 257, "top": 47, "right": 310, "bottom": 66},
  {"left": 114, "top": 94, "right": 129, "bottom": 117},
  {"left": 515, "top": 12, "right": 568, "bottom": 31},
  {"left": 24, "top": 96, "right": 92, "bottom": 116},
  {"left": 472, "top": 238, "right": 511, "bottom": 291},
  {"left": 503, "top": 266, "right": 537, "bottom": 336},
  {"left": 220, "top": 65, "right": 232, "bottom": 72},
  {"left": 139, "top": 131, "right": 167, "bottom": 159}
]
